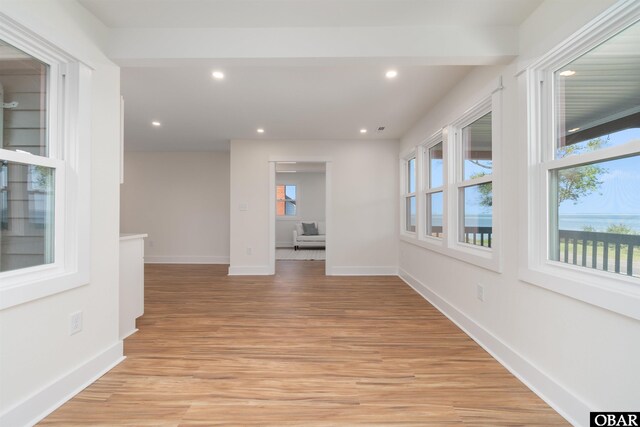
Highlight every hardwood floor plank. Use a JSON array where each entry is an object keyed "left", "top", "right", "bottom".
[{"left": 40, "top": 262, "right": 567, "bottom": 426}]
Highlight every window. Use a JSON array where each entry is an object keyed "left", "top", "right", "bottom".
[
  {"left": 456, "top": 110, "right": 493, "bottom": 249},
  {"left": 548, "top": 21, "right": 640, "bottom": 278},
  {"left": 276, "top": 184, "right": 297, "bottom": 216},
  {"left": 424, "top": 138, "right": 444, "bottom": 238},
  {"left": 526, "top": 4, "right": 640, "bottom": 319},
  {"left": 399, "top": 90, "right": 501, "bottom": 271},
  {"left": 0, "top": 46, "right": 55, "bottom": 273},
  {"left": 403, "top": 155, "right": 416, "bottom": 232},
  {"left": 0, "top": 24, "right": 91, "bottom": 309}
]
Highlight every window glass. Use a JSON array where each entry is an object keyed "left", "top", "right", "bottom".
[
  {"left": 0, "top": 39, "right": 49, "bottom": 156},
  {"left": 427, "top": 191, "right": 443, "bottom": 238},
  {"left": 408, "top": 157, "right": 416, "bottom": 193},
  {"left": 0, "top": 161, "right": 54, "bottom": 272},
  {"left": 551, "top": 155, "right": 640, "bottom": 277},
  {"left": 555, "top": 21, "right": 640, "bottom": 159},
  {"left": 462, "top": 113, "right": 493, "bottom": 181},
  {"left": 276, "top": 184, "right": 297, "bottom": 216},
  {"left": 460, "top": 183, "right": 492, "bottom": 247},
  {"left": 406, "top": 196, "right": 416, "bottom": 232},
  {"left": 429, "top": 142, "right": 444, "bottom": 188},
  {"left": 549, "top": 20, "right": 640, "bottom": 278},
  {"left": 462, "top": 112, "right": 492, "bottom": 180}
]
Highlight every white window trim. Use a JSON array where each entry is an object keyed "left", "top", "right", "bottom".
[
  {"left": 400, "top": 151, "right": 417, "bottom": 235},
  {"left": 400, "top": 87, "right": 503, "bottom": 273},
  {"left": 0, "top": 15, "right": 91, "bottom": 310},
  {"left": 276, "top": 183, "right": 299, "bottom": 220},
  {"left": 419, "top": 130, "right": 446, "bottom": 247},
  {"left": 521, "top": 0, "right": 640, "bottom": 321}
]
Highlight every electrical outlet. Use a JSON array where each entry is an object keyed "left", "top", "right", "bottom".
[
  {"left": 246, "top": 247, "right": 252, "bottom": 255},
  {"left": 70, "top": 311, "right": 83, "bottom": 335},
  {"left": 476, "top": 284, "right": 485, "bottom": 302}
]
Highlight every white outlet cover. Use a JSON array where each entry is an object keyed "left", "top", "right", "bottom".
[{"left": 70, "top": 311, "right": 83, "bottom": 335}]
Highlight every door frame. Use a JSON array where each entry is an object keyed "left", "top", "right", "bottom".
[{"left": 268, "top": 157, "right": 332, "bottom": 275}]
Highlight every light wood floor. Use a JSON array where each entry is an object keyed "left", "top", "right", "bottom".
[{"left": 41, "top": 262, "right": 567, "bottom": 426}]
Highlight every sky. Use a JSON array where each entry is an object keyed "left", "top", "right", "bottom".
[{"left": 424, "top": 127, "right": 640, "bottom": 220}]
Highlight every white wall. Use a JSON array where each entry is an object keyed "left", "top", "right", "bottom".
[
  {"left": 398, "top": 1, "right": 638, "bottom": 426},
  {"left": 275, "top": 172, "right": 325, "bottom": 247},
  {"left": 121, "top": 151, "right": 230, "bottom": 263},
  {"left": 0, "top": 1, "right": 122, "bottom": 425},
  {"left": 230, "top": 139, "right": 398, "bottom": 275}
]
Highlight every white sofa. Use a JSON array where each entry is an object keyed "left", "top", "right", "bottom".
[{"left": 293, "top": 221, "right": 326, "bottom": 250}]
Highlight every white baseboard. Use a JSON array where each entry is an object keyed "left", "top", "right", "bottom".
[
  {"left": 398, "top": 268, "right": 588, "bottom": 427},
  {"left": 0, "top": 341, "right": 124, "bottom": 427},
  {"left": 329, "top": 266, "right": 398, "bottom": 276},
  {"left": 145, "top": 255, "right": 229, "bottom": 264},
  {"left": 228, "top": 265, "right": 272, "bottom": 275}
]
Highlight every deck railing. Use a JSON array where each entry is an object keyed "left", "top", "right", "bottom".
[
  {"left": 557, "top": 229, "right": 640, "bottom": 276},
  {"left": 428, "top": 226, "right": 492, "bottom": 248},
  {"left": 426, "top": 227, "right": 639, "bottom": 276}
]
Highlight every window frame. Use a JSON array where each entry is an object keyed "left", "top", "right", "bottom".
[
  {"left": 399, "top": 88, "right": 502, "bottom": 272},
  {"left": 450, "top": 99, "right": 494, "bottom": 253},
  {"left": 401, "top": 152, "right": 417, "bottom": 234},
  {"left": 276, "top": 183, "right": 299, "bottom": 219},
  {"left": 421, "top": 131, "right": 446, "bottom": 244},
  {"left": 522, "top": 1, "right": 640, "bottom": 320},
  {"left": 0, "top": 16, "right": 91, "bottom": 310}
]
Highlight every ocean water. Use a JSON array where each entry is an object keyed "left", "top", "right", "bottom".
[
  {"left": 429, "top": 214, "right": 640, "bottom": 232},
  {"left": 558, "top": 214, "right": 640, "bottom": 233}
]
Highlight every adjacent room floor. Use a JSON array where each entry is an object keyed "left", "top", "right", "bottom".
[
  {"left": 41, "top": 262, "right": 567, "bottom": 425},
  {"left": 276, "top": 248, "right": 326, "bottom": 260}
]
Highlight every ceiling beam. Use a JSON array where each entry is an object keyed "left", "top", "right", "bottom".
[{"left": 108, "top": 26, "right": 518, "bottom": 65}]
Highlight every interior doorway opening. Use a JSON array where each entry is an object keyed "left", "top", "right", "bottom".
[{"left": 268, "top": 160, "right": 331, "bottom": 275}]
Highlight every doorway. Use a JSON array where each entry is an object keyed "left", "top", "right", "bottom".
[{"left": 268, "top": 160, "right": 332, "bottom": 275}]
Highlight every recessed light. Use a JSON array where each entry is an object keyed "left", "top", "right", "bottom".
[
  {"left": 559, "top": 70, "right": 576, "bottom": 77},
  {"left": 568, "top": 127, "right": 580, "bottom": 132},
  {"left": 385, "top": 70, "right": 398, "bottom": 79},
  {"left": 257, "top": 128, "right": 265, "bottom": 133},
  {"left": 360, "top": 129, "right": 367, "bottom": 134},
  {"left": 212, "top": 71, "right": 224, "bottom": 79},
  {"left": 152, "top": 121, "right": 161, "bottom": 126}
]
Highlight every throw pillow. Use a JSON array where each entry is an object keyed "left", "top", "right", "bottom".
[{"left": 302, "top": 222, "right": 319, "bottom": 235}]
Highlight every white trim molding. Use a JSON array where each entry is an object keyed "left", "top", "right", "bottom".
[
  {"left": 0, "top": 341, "right": 124, "bottom": 427},
  {"left": 398, "top": 269, "right": 589, "bottom": 427}
]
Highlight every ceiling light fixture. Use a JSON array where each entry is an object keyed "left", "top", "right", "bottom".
[
  {"left": 385, "top": 70, "right": 398, "bottom": 79},
  {"left": 360, "top": 129, "right": 367, "bottom": 134},
  {"left": 152, "top": 121, "right": 161, "bottom": 126},
  {"left": 212, "top": 71, "right": 225, "bottom": 79},
  {"left": 568, "top": 127, "right": 580, "bottom": 132},
  {"left": 278, "top": 161, "right": 297, "bottom": 164},
  {"left": 559, "top": 70, "right": 576, "bottom": 77},
  {"left": 257, "top": 128, "right": 265, "bottom": 133}
]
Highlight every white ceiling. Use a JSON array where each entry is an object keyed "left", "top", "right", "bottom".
[
  {"left": 79, "top": 0, "right": 542, "bottom": 29},
  {"left": 79, "top": 0, "right": 543, "bottom": 151},
  {"left": 122, "top": 61, "right": 471, "bottom": 151}
]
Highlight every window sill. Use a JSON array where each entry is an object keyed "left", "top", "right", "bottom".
[
  {"left": 0, "top": 267, "right": 89, "bottom": 310},
  {"left": 520, "top": 261, "right": 640, "bottom": 321},
  {"left": 400, "top": 234, "right": 502, "bottom": 273}
]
